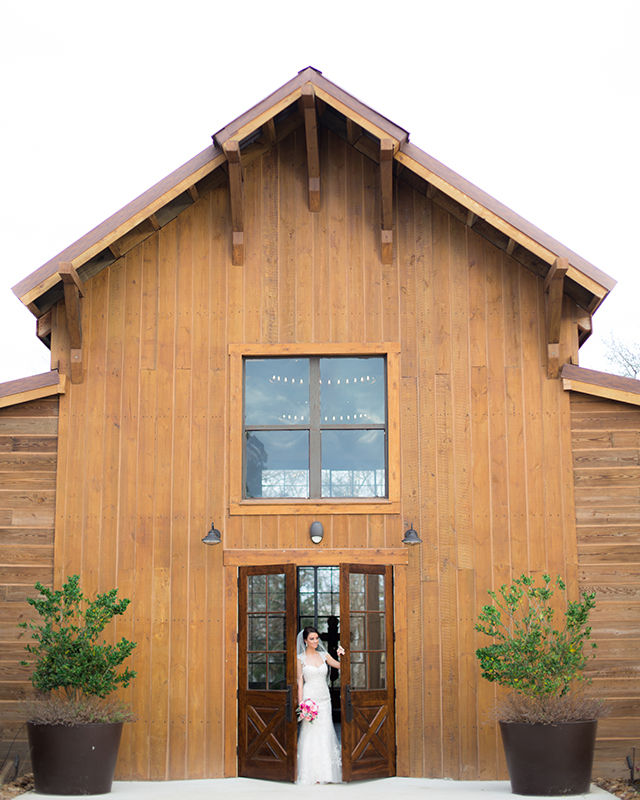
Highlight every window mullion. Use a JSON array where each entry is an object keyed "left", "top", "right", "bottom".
[{"left": 309, "top": 358, "right": 321, "bottom": 497}]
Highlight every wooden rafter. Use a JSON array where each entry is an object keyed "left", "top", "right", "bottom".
[
  {"left": 58, "top": 261, "right": 84, "bottom": 383},
  {"left": 576, "top": 306, "right": 592, "bottom": 341},
  {"left": 149, "top": 213, "right": 161, "bottom": 231},
  {"left": 301, "top": 84, "right": 320, "bottom": 212},
  {"left": 37, "top": 309, "right": 52, "bottom": 346},
  {"left": 346, "top": 119, "right": 361, "bottom": 146},
  {"left": 545, "top": 256, "right": 568, "bottom": 379},
  {"left": 263, "top": 118, "right": 276, "bottom": 146},
  {"left": 467, "top": 210, "right": 477, "bottom": 228},
  {"left": 380, "top": 139, "right": 394, "bottom": 265},
  {"left": 506, "top": 237, "right": 516, "bottom": 256},
  {"left": 223, "top": 140, "right": 245, "bottom": 266},
  {"left": 187, "top": 184, "right": 199, "bottom": 203}
]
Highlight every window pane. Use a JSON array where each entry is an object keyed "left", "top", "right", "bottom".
[
  {"left": 248, "top": 575, "right": 266, "bottom": 611},
  {"left": 268, "top": 653, "right": 286, "bottom": 689},
  {"left": 248, "top": 654, "right": 267, "bottom": 689},
  {"left": 320, "top": 357, "right": 385, "bottom": 424},
  {"left": 246, "top": 431, "right": 309, "bottom": 498},
  {"left": 268, "top": 616, "right": 286, "bottom": 651},
  {"left": 245, "top": 358, "right": 309, "bottom": 426},
  {"left": 321, "top": 430, "right": 385, "bottom": 497},
  {"left": 267, "top": 574, "right": 285, "bottom": 611}
]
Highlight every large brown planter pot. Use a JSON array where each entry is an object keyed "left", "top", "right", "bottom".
[
  {"left": 27, "top": 721, "right": 123, "bottom": 795},
  {"left": 499, "top": 720, "right": 598, "bottom": 796}
]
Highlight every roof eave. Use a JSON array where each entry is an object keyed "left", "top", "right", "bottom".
[{"left": 562, "top": 363, "right": 640, "bottom": 407}]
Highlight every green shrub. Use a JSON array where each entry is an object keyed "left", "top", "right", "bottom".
[
  {"left": 19, "top": 575, "right": 136, "bottom": 701},
  {"left": 475, "top": 574, "right": 597, "bottom": 700}
]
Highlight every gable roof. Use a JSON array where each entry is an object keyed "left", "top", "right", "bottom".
[{"left": 12, "top": 67, "right": 615, "bottom": 323}]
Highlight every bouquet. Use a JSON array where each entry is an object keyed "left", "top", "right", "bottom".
[{"left": 296, "top": 699, "right": 319, "bottom": 723}]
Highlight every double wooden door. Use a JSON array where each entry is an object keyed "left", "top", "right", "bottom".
[{"left": 238, "top": 563, "right": 395, "bottom": 782}]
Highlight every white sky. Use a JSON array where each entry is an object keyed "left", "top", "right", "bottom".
[{"left": 1, "top": 0, "right": 638, "bottom": 383}]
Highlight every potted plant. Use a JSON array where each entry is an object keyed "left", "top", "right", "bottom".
[
  {"left": 475, "top": 573, "right": 606, "bottom": 796},
  {"left": 18, "top": 575, "right": 137, "bottom": 795}
]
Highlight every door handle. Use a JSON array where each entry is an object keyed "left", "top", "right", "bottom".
[
  {"left": 285, "top": 684, "right": 292, "bottom": 722},
  {"left": 345, "top": 683, "right": 353, "bottom": 723}
]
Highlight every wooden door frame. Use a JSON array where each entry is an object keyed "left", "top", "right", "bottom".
[{"left": 222, "top": 547, "right": 409, "bottom": 778}]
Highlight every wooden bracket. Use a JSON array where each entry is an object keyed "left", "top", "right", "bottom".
[
  {"left": 263, "top": 118, "right": 276, "bottom": 147},
  {"left": 380, "top": 139, "right": 394, "bottom": 265},
  {"left": 36, "top": 309, "right": 53, "bottom": 347},
  {"left": 301, "top": 84, "right": 320, "bottom": 212},
  {"left": 224, "top": 140, "right": 245, "bottom": 265},
  {"left": 346, "top": 119, "right": 361, "bottom": 146},
  {"left": 545, "top": 256, "right": 568, "bottom": 378},
  {"left": 576, "top": 306, "right": 593, "bottom": 346},
  {"left": 58, "top": 262, "right": 84, "bottom": 383}
]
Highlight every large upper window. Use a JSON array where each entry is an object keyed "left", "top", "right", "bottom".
[{"left": 243, "top": 356, "right": 387, "bottom": 499}]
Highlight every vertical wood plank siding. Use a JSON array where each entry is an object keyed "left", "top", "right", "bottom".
[
  {"left": 571, "top": 393, "right": 640, "bottom": 779},
  {"left": 46, "top": 126, "right": 577, "bottom": 780},
  {"left": 0, "top": 397, "right": 58, "bottom": 772}
]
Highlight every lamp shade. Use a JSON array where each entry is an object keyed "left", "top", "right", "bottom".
[
  {"left": 402, "top": 524, "right": 422, "bottom": 545},
  {"left": 202, "top": 522, "right": 222, "bottom": 545}
]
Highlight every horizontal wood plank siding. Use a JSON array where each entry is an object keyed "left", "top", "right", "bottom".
[
  {"left": 571, "top": 393, "right": 640, "bottom": 778},
  {"left": 0, "top": 397, "right": 58, "bottom": 772},
  {"left": 14, "top": 126, "right": 583, "bottom": 782}
]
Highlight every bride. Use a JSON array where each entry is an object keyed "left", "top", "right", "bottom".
[{"left": 296, "top": 626, "right": 345, "bottom": 784}]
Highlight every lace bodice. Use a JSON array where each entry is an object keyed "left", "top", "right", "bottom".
[{"left": 298, "top": 653, "right": 330, "bottom": 700}]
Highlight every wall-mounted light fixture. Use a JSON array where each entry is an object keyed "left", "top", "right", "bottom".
[
  {"left": 310, "top": 521, "right": 324, "bottom": 545},
  {"left": 402, "top": 523, "right": 422, "bottom": 545},
  {"left": 202, "top": 522, "right": 222, "bottom": 545}
]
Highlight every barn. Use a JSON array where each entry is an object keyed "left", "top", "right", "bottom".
[{"left": 1, "top": 67, "right": 638, "bottom": 782}]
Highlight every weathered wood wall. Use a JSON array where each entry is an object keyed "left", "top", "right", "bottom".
[
  {"left": 571, "top": 392, "right": 640, "bottom": 779},
  {"left": 0, "top": 397, "right": 57, "bottom": 774},
  {"left": 44, "top": 124, "right": 579, "bottom": 781}
]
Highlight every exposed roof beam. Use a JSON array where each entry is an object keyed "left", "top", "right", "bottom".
[
  {"left": 223, "top": 140, "right": 245, "bottom": 266},
  {"left": 545, "top": 257, "right": 568, "bottom": 379},
  {"left": 467, "top": 210, "right": 477, "bottom": 228},
  {"left": 346, "top": 119, "right": 361, "bottom": 146},
  {"left": 263, "top": 118, "right": 276, "bottom": 146},
  {"left": 187, "top": 185, "right": 199, "bottom": 203},
  {"left": 506, "top": 237, "right": 516, "bottom": 256},
  {"left": 59, "top": 262, "right": 83, "bottom": 384},
  {"left": 36, "top": 309, "right": 52, "bottom": 347},
  {"left": 301, "top": 84, "right": 321, "bottom": 212},
  {"left": 380, "top": 139, "right": 394, "bottom": 265},
  {"left": 149, "top": 213, "right": 161, "bottom": 231}
]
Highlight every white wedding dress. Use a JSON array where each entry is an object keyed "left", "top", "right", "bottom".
[{"left": 296, "top": 652, "right": 342, "bottom": 784}]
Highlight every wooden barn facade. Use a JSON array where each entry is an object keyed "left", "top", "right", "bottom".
[{"left": 1, "top": 68, "right": 638, "bottom": 782}]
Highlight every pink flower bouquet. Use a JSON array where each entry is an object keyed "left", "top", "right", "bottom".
[{"left": 296, "top": 699, "right": 319, "bottom": 723}]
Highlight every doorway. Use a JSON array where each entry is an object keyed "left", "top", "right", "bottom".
[{"left": 237, "top": 563, "right": 396, "bottom": 782}]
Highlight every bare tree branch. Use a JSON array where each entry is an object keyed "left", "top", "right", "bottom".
[{"left": 604, "top": 335, "right": 640, "bottom": 379}]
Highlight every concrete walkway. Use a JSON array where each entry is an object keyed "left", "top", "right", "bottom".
[{"left": 30, "top": 777, "right": 611, "bottom": 799}]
